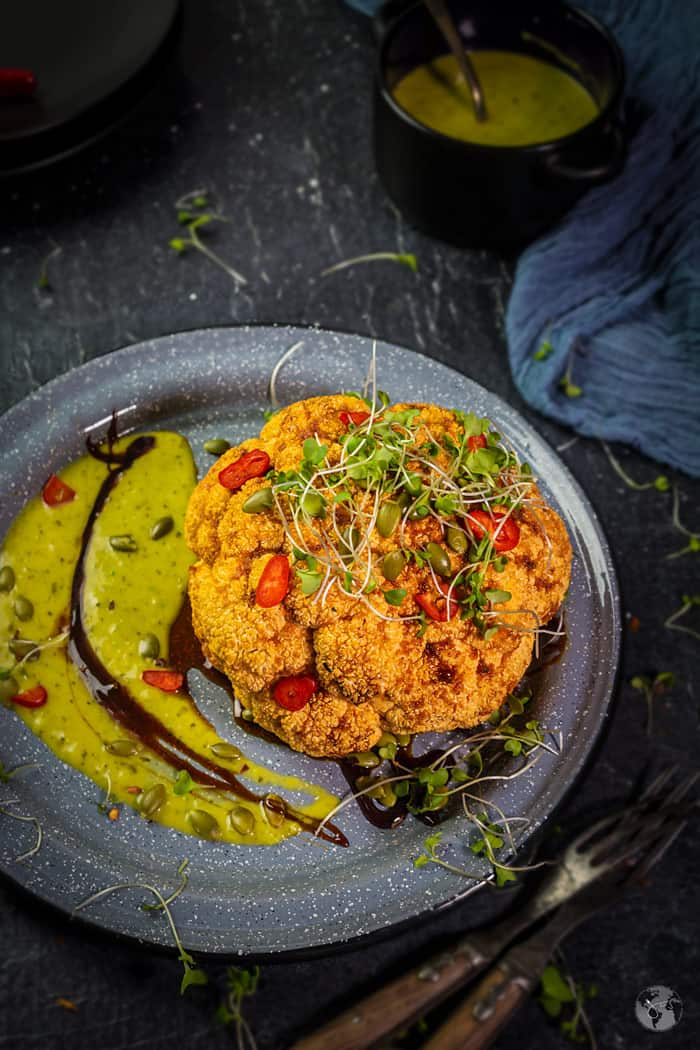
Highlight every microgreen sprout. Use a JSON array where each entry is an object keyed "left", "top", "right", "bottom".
[
  {"left": 558, "top": 342, "right": 583, "bottom": 398},
  {"left": 0, "top": 797, "right": 43, "bottom": 862},
  {"left": 268, "top": 340, "right": 305, "bottom": 409},
  {"left": 0, "top": 761, "right": 38, "bottom": 783},
  {"left": 538, "top": 958, "right": 598, "bottom": 1047},
  {"left": 74, "top": 859, "right": 207, "bottom": 994},
  {"left": 666, "top": 485, "right": 700, "bottom": 558},
  {"left": 321, "top": 252, "right": 418, "bottom": 277},
  {"left": 36, "top": 244, "right": 61, "bottom": 292},
  {"left": 600, "top": 442, "right": 669, "bottom": 492},
  {"left": 173, "top": 770, "right": 194, "bottom": 795},
  {"left": 533, "top": 338, "right": 553, "bottom": 361},
  {"left": 664, "top": 594, "right": 700, "bottom": 642},
  {"left": 169, "top": 192, "right": 247, "bottom": 286},
  {"left": 216, "top": 966, "right": 261, "bottom": 1050},
  {"left": 629, "top": 672, "right": 675, "bottom": 736}
]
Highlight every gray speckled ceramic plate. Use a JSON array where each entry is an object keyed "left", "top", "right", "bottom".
[{"left": 0, "top": 325, "right": 620, "bottom": 956}]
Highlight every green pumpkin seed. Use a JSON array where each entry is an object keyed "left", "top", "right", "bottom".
[
  {"left": 301, "top": 491, "right": 326, "bottom": 518},
  {"left": 0, "top": 676, "right": 19, "bottom": 704},
  {"left": 0, "top": 566, "right": 15, "bottom": 592},
  {"left": 262, "top": 793, "right": 286, "bottom": 827},
  {"left": 375, "top": 784, "right": 397, "bottom": 808},
  {"left": 397, "top": 491, "right": 411, "bottom": 509},
  {"left": 396, "top": 733, "right": 411, "bottom": 747},
  {"left": 445, "top": 525, "right": 468, "bottom": 554},
  {"left": 425, "top": 542, "right": 452, "bottom": 578},
  {"left": 109, "top": 534, "right": 137, "bottom": 553},
  {"left": 150, "top": 516, "right": 174, "bottom": 540},
  {"left": 378, "top": 732, "right": 397, "bottom": 747},
  {"left": 13, "top": 596, "right": 34, "bottom": 622},
  {"left": 377, "top": 501, "right": 401, "bottom": 538},
  {"left": 105, "top": 739, "right": 141, "bottom": 757},
  {"left": 242, "top": 487, "right": 274, "bottom": 514},
  {"left": 138, "top": 633, "right": 160, "bottom": 660},
  {"left": 137, "top": 783, "right": 166, "bottom": 818},
  {"left": 228, "top": 805, "right": 255, "bottom": 835},
  {"left": 381, "top": 550, "right": 405, "bottom": 582},
  {"left": 188, "top": 809, "right": 220, "bottom": 838},
  {"left": 210, "top": 742, "right": 243, "bottom": 760},
  {"left": 8, "top": 638, "right": 38, "bottom": 660},
  {"left": 203, "top": 438, "right": 231, "bottom": 456},
  {"left": 340, "top": 526, "right": 361, "bottom": 561},
  {"left": 351, "top": 751, "right": 380, "bottom": 769},
  {"left": 404, "top": 474, "right": 423, "bottom": 497}
]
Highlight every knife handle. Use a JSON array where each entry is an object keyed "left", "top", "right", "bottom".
[
  {"left": 289, "top": 937, "right": 492, "bottom": 1050},
  {"left": 421, "top": 959, "right": 535, "bottom": 1050}
]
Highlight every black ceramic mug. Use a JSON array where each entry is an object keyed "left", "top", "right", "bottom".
[{"left": 373, "top": 0, "right": 626, "bottom": 249}]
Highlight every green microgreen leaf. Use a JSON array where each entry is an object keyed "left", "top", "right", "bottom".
[
  {"left": 296, "top": 568, "right": 323, "bottom": 595},
  {"left": 485, "top": 589, "right": 511, "bottom": 604},
  {"left": 384, "top": 588, "right": 407, "bottom": 607},
  {"left": 302, "top": 438, "right": 328, "bottom": 465},
  {"left": 533, "top": 339, "right": 553, "bottom": 361},
  {"left": 173, "top": 770, "right": 194, "bottom": 796}
]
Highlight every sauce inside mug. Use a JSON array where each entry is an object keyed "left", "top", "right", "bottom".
[{"left": 392, "top": 51, "right": 599, "bottom": 146}]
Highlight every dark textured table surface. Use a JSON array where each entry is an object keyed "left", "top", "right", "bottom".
[{"left": 1, "top": 2, "right": 698, "bottom": 1048}]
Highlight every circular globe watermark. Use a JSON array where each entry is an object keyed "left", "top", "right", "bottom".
[{"left": 635, "top": 987, "right": 683, "bottom": 1032}]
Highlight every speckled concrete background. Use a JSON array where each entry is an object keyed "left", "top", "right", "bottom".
[{"left": 0, "top": 2, "right": 697, "bottom": 1048}]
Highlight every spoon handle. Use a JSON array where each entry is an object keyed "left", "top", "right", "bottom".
[{"left": 424, "top": 0, "right": 487, "bottom": 122}]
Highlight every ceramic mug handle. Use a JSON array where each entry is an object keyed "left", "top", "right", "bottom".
[{"left": 544, "top": 121, "right": 627, "bottom": 184}]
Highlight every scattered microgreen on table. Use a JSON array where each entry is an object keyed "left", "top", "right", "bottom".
[
  {"left": 320, "top": 251, "right": 418, "bottom": 277},
  {"left": 629, "top": 672, "right": 676, "bottom": 736},
  {"left": 216, "top": 965, "right": 261, "bottom": 1050},
  {"left": 538, "top": 959, "right": 598, "bottom": 1047},
  {"left": 169, "top": 190, "right": 247, "bottom": 287}
]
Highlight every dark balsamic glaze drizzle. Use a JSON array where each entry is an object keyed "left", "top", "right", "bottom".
[{"left": 68, "top": 433, "right": 347, "bottom": 847}]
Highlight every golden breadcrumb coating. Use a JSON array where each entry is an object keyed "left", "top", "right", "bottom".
[{"left": 185, "top": 395, "right": 572, "bottom": 757}]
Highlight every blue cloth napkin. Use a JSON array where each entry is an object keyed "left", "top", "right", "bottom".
[{"left": 346, "top": 0, "right": 700, "bottom": 476}]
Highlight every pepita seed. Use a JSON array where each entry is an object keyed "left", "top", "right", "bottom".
[
  {"left": 351, "top": 751, "right": 381, "bottom": 769},
  {"left": 228, "top": 805, "right": 255, "bottom": 835},
  {"left": 425, "top": 542, "right": 452, "bottom": 578},
  {"left": 340, "top": 526, "right": 361, "bottom": 562},
  {"left": 378, "top": 732, "right": 397, "bottom": 747},
  {"left": 404, "top": 474, "right": 423, "bottom": 497},
  {"left": 381, "top": 550, "right": 405, "bottom": 582},
  {"left": 188, "top": 809, "right": 220, "bottom": 838},
  {"left": 138, "top": 633, "right": 160, "bottom": 660},
  {"left": 377, "top": 501, "right": 401, "bottom": 538},
  {"left": 137, "top": 783, "right": 166, "bottom": 818},
  {"left": 203, "top": 438, "right": 231, "bottom": 456},
  {"left": 262, "top": 793, "right": 286, "bottom": 827},
  {"left": 210, "top": 742, "right": 243, "bottom": 760},
  {"left": 242, "top": 487, "right": 274, "bottom": 514},
  {"left": 109, "top": 534, "right": 138, "bottom": 553},
  {"left": 150, "top": 516, "right": 174, "bottom": 540},
  {"left": 0, "top": 676, "right": 18, "bottom": 704},
  {"left": 105, "top": 739, "right": 141, "bottom": 757},
  {"left": 376, "top": 785, "right": 397, "bottom": 808},
  {"left": 0, "top": 566, "right": 15, "bottom": 592},
  {"left": 9, "top": 639, "right": 38, "bottom": 660},
  {"left": 396, "top": 733, "right": 411, "bottom": 747},
  {"left": 13, "top": 596, "right": 34, "bottom": 621},
  {"left": 445, "top": 525, "right": 468, "bottom": 554}
]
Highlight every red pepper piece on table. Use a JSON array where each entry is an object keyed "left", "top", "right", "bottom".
[
  {"left": 141, "top": 669, "right": 184, "bottom": 692},
  {"left": 218, "top": 449, "right": 270, "bottom": 491},
  {"left": 468, "top": 509, "right": 520, "bottom": 552},
  {"left": 42, "top": 474, "right": 76, "bottom": 506},
  {"left": 0, "top": 69, "right": 37, "bottom": 98},
  {"left": 11, "top": 685, "right": 47, "bottom": 708},
  {"left": 339, "top": 410, "right": 370, "bottom": 427},
  {"left": 416, "top": 580, "right": 459, "bottom": 623},
  {"left": 256, "top": 554, "right": 290, "bottom": 608},
  {"left": 467, "top": 433, "right": 487, "bottom": 452},
  {"left": 272, "top": 674, "right": 317, "bottom": 711}
]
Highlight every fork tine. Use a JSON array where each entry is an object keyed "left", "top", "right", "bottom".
[
  {"left": 628, "top": 814, "right": 688, "bottom": 882},
  {"left": 638, "top": 764, "right": 678, "bottom": 803},
  {"left": 666, "top": 770, "right": 700, "bottom": 805}
]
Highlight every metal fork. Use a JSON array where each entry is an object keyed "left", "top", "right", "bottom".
[{"left": 289, "top": 769, "right": 697, "bottom": 1050}]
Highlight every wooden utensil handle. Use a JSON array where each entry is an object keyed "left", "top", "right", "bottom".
[
  {"left": 289, "top": 939, "right": 490, "bottom": 1050},
  {"left": 421, "top": 960, "right": 534, "bottom": 1050}
]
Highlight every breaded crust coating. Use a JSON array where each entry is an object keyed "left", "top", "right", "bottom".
[{"left": 185, "top": 395, "right": 572, "bottom": 757}]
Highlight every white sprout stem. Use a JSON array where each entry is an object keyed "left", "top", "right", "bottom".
[
  {"left": 268, "top": 340, "right": 304, "bottom": 409},
  {"left": 321, "top": 253, "right": 409, "bottom": 277},
  {"left": 187, "top": 224, "right": 247, "bottom": 286},
  {"left": 312, "top": 772, "right": 416, "bottom": 838},
  {"left": 0, "top": 800, "right": 43, "bottom": 862}
]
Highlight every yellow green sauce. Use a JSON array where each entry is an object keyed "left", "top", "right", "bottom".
[
  {"left": 392, "top": 51, "right": 599, "bottom": 146},
  {"left": 0, "top": 432, "right": 339, "bottom": 846}
]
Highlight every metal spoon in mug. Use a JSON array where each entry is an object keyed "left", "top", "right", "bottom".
[{"left": 424, "top": 0, "right": 488, "bottom": 122}]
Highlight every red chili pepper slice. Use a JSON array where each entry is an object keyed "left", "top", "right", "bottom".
[
  {"left": 339, "top": 410, "right": 370, "bottom": 427},
  {"left": 272, "top": 674, "right": 317, "bottom": 711},
  {"left": 416, "top": 580, "right": 459, "bottom": 623},
  {"left": 11, "top": 685, "right": 47, "bottom": 708},
  {"left": 468, "top": 510, "right": 520, "bottom": 552},
  {"left": 141, "top": 669, "right": 184, "bottom": 692},
  {"left": 467, "top": 433, "right": 487, "bottom": 452},
  {"left": 256, "top": 554, "right": 290, "bottom": 608},
  {"left": 0, "top": 69, "right": 37, "bottom": 98},
  {"left": 218, "top": 449, "right": 271, "bottom": 491},
  {"left": 42, "top": 474, "right": 76, "bottom": 506}
]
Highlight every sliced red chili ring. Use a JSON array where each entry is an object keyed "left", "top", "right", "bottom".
[
  {"left": 141, "top": 669, "right": 184, "bottom": 692},
  {"left": 256, "top": 554, "right": 290, "bottom": 608},
  {"left": 416, "top": 580, "right": 459, "bottom": 623},
  {"left": 468, "top": 510, "right": 520, "bottom": 552},
  {"left": 339, "top": 410, "right": 370, "bottom": 427},
  {"left": 42, "top": 474, "right": 77, "bottom": 506},
  {"left": 218, "top": 449, "right": 271, "bottom": 491},
  {"left": 467, "top": 433, "right": 487, "bottom": 452},
  {"left": 11, "top": 685, "right": 47, "bottom": 708},
  {"left": 272, "top": 674, "right": 317, "bottom": 711}
]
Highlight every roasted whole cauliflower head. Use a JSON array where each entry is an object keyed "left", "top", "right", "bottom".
[{"left": 185, "top": 395, "right": 571, "bottom": 758}]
